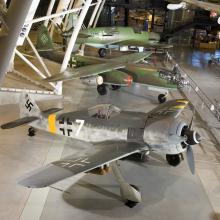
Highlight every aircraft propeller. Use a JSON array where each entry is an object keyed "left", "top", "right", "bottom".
[{"left": 181, "top": 110, "right": 201, "bottom": 174}]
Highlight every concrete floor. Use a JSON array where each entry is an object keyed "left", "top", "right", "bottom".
[{"left": 0, "top": 50, "right": 220, "bottom": 220}]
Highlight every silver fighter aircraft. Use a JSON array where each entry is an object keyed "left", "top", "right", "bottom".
[{"left": 1, "top": 93, "right": 201, "bottom": 207}]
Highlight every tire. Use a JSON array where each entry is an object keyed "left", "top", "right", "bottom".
[
  {"left": 97, "top": 84, "right": 107, "bottom": 95},
  {"left": 28, "top": 127, "right": 36, "bottom": 137},
  {"left": 111, "top": 85, "right": 121, "bottom": 90},
  {"left": 125, "top": 200, "right": 138, "bottom": 208},
  {"left": 158, "top": 94, "right": 166, "bottom": 104},
  {"left": 166, "top": 154, "right": 181, "bottom": 166},
  {"left": 98, "top": 48, "right": 107, "bottom": 57},
  {"left": 208, "top": 60, "right": 212, "bottom": 65}
]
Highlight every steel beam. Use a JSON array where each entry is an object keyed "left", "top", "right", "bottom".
[
  {"left": 60, "top": 0, "right": 93, "bottom": 73},
  {"left": 93, "top": 0, "right": 106, "bottom": 27},
  {"left": 0, "top": 0, "right": 33, "bottom": 84},
  {"left": 44, "top": 0, "right": 56, "bottom": 27}
]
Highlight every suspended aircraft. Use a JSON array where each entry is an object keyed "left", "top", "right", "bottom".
[
  {"left": 37, "top": 25, "right": 187, "bottom": 103},
  {"left": 1, "top": 93, "right": 201, "bottom": 207},
  {"left": 61, "top": 26, "right": 172, "bottom": 57},
  {"left": 167, "top": 0, "right": 220, "bottom": 24}
]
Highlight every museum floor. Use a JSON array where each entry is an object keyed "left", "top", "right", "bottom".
[{"left": 0, "top": 47, "right": 220, "bottom": 220}]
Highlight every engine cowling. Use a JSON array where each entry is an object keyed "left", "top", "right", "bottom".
[
  {"left": 81, "top": 75, "right": 103, "bottom": 86},
  {"left": 102, "top": 70, "right": 133, "bottom": 86}
]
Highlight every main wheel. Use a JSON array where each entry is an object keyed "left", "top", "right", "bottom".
[
  {"left": 111, "top": 85, "right": 121, "bottom": 90},
  {"left": 124, "top": 184, "right": 140, "bottom": 208},
  {"left": 28, "top": 127, "right": 36, "bottom": 137},
  {"left": 158, "top": 94, "right": 166, "bottom": 104},
  {"left": 166, "top": 154, "right": 181, "bottom": 166},
  {"left": 125, "top": 200, "right": 138, "bottom": 208},
  {"left": 98, "top": 48, "right": 107, "bottom": 57},
  {"left": 208, "top": 60, "right": 212, "bottom": 65},
  {"left": 97, "top": 84, "right": 107, "bottom": 95}
]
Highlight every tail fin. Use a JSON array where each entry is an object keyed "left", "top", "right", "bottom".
[
  {"left": 19, "top": 93, "right": 41, "bottom": 118},
  {"left": 36, "top": 25, "right": 54, "bottom": 51}
]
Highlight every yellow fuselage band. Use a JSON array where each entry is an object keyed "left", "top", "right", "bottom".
[{"left": 48, "top": 114, "right": 56, "bottom": 134}]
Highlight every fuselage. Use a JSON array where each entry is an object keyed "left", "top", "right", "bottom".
[
  {"left": 31, "top": 107, "right": 187, "bottom": 155},
  {"left": 76, "top": 27, "right": 160, "bottom": 48}
]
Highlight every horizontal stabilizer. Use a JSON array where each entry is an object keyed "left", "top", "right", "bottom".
[
  {"left": 42, "top": 108, "right": 63, "bottom": 115},
  {"left": 1, "top": 116, "right": 39, "bottom": 129}
]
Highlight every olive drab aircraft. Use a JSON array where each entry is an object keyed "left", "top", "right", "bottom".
[
  {"left": 167, "top": 0, "right": 220, "bottom": 24},
  {"left": 61, "top": 26, "right": 172, "bottom": 57},
  {"left": 36, "top": 25, "right": 188, "bottom": 103},
  {"left": 1, "top": 93, "right": 201, "bottom": 207}
]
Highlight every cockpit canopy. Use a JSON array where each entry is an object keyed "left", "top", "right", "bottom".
[{"left": 88, "top": 104, "right": 121, "bottom": 119}]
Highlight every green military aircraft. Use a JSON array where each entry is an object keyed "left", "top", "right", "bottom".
[
  {"left": 1, "top": 93, "right": 201, "bottom": 207},
  {"left": 61, "top": 26, "right": 171, "bottom": 57},
  {"left": 37, "top": 25, "right": 187, "bottom": 103}
]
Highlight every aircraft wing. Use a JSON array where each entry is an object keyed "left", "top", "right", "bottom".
[
  {"left": 147, "top": 99, "right": 189, "bottom": 119},
  {"left": 166, "top": 0, "right": 220, "bottom": 12},
  {"left": 18, "top": 141, "right": 143, "bottom": 188},
  {"left": 44, "top": 52, "right": 152, "bottom": 82},
  {"left": 184, "top": 0, "right": 220, "bottom": 12}
]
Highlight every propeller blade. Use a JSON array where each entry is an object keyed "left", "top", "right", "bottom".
[
  {"left": 186, "top": 146, "right": 195, "bottom": 175},
  {"left": 189, "top": 107, "right": 195, "bottom": 130}
]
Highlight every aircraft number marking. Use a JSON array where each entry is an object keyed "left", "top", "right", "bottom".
[
  {"left": 25, "top": 99, "right": 33, "bottom": 112},
  {"left": 58, "top": 118, "right": 84, "bottom": 136},
  {"left": 75, "top": 119, "right": 84, "bottom": 136}
]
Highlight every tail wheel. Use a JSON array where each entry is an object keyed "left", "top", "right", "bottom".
[
  {"left": 111, "top": 85, "right": 121, "bottom": 90},
  {"left": 28, "top": 127, "right": 36, "bottom": 137},
  {"left": 158, "top": 94, "right": 166, "bottom": 104},
  {"left": 97, "top": 84, "right": 107, "bottom": 95},
  {"left": 98, "top": 48, "right": 107, "bottom": 57}
]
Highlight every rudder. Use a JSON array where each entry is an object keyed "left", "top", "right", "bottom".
[
  {"left": 19, "top": 93, "right": 41, "bottom": 118},
  {"left": 36, "top": 25, "right": 54, "bottom": 51}
]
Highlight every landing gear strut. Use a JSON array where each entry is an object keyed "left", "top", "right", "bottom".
[
  {"left": 98, "top": 48, "right": 107, "bottom": 57},
  {"left": 97, "top": 84, "right": 107, "bottom": 95},
  {"left": 111, "top": 85, "right": 121, "bottom": 90},
  {"left": 28, "top": 127, "right": 36, "bottom": 137},
  {"left": 158, "top": 94, "right": 166, "bottom": 104},
  {"left": 112, "top": 162, "right": 142, "bottom": 208}
]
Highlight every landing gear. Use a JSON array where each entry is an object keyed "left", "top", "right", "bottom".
[
  {"left": 111, "top": 85, "right": 121, "bottom": 90},
  {"left": 208, "top": 60, "right": 212, "bottom": 65},
  {"left": 112, "top": 162, "right": 142, "bottom": 208},
  {"left": 166, "top": 154, "right": 182, "bottom": 166},
  {"left": 97, "top": 84, "right": 107, "bottom": 95},
  {"left": 158, "top": 94, "right": 166, "bottom": 104},
  {"left": 28, "top": 127, "right": 36, "bottom": 137},
  {"left": 124, "top": 184, "right": 140, "bottom": 208},
  {"left": 98, "top": 48, "right": 107, "bottom": 57}
]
